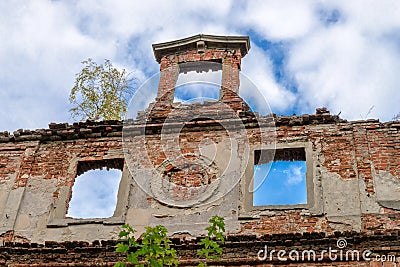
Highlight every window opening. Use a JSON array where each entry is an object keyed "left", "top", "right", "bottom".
[
  {"left": 174, "top": 61, "right": 222, "bottom": 104},
  {"left": 253, "top": 148, "right": 307, "bottom": 206},
  {"left": 67, "top": 159, "right": 123, "bottom": 219}
]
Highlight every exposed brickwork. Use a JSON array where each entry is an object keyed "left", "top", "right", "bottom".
[
  {"left": 11, "top": 135, "right": 123, "bottom": 188},
  {"left": 0, "top": 143, "right": 24, "bottom": 185},
  {"left": 354, "top": 124, "right": 376, "bottom": 192},
  {"left": 241, "top": 211, "right": 331, "bottom": 235},
  {"left": 1, "top": 116, "right": 398, "bottom": 231},
  {"left": 221, "top": 51, "right": 241, "bottom": 97},
  {"left": 362, "top": 213, "right": 400, "bottom": 234}
]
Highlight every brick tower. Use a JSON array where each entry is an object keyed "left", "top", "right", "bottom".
[{"left": 146, "top": 34, "right": 251, "bottom": 121}]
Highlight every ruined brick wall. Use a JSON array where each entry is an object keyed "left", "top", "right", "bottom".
[
  {"left": 0, "top": 115, "right": 399, "bottom": 265},
  {"left": 0, "top": 34, "right": 399, "bottom": 265}
]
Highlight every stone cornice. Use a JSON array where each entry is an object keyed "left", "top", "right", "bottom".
[{"left": 152, "top": 34, "right": 251, "bottom": 63}]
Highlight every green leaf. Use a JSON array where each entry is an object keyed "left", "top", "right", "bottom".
[
  {"left": 115, "top": 243, "right": 129, "bottom": 253},
  {"left": 127, "top": 252, "right": 138, "bottom": 264},
  {"left": 115, "top": 223, "right": 178, "bottom": 266},
  {"left": 197, "top": 216, "right": 226, "bottom": 263},
  {"left": 119, "top": 230, "right": 128, "bottom": 238}
]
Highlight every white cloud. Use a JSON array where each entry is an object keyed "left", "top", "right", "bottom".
[
  {"left": 67, "top": 168, "right": 122, "bottom": 218},
  {"left": 286, "top": 1, "right": 400, "bottom": 121},
  {"left": 240, "top": 0, "right": 316, "bottom": 40},
  {"left": 286, "top": 165, "right": 305, "bottom": 185},
  {"left": 241, "top": 45, "right": 296, "bottom": 113},
  {"left": 0, "top": 1, "right": 119, "bottom": 131},
  {"left": 332, "top": 0, "right": 400, "bottom": 35},
  {"left": 174, "top": 69, "right": 221, "bottom": 101}
]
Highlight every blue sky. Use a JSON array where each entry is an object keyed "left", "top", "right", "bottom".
[
  {"left": 253, "top": 161, "right": 307, "bottom": 206},
  {"left": 1, "top": 0, "right": 400, "bottom": 217}
]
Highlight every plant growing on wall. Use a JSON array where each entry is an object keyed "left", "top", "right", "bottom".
[
  {"left": 69, "top": 58, "right": 131, "bottom": 121},
  {"left": 114, "top": 224, "right": 178, "bottom": 267},
  {"left": 114, "top": 215, "right": 225, "bottom": 267},
  {"left": 197, "top": 215, "right": 225, "bottom": 267}
]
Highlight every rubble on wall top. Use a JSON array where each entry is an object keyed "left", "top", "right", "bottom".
[
  {"left": 273, "top": 112, "right": 345, "bottom": 126},
  {"left": 0, "top": 120, "right": 123, "bottom": 143},
  {"left": 0, "top": 108, "right": 399, "bottom": 143}
]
